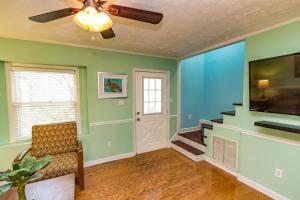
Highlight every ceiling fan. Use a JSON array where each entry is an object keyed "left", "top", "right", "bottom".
[{"left": 29, "top": 0, "right": 163, "bottom": 39}]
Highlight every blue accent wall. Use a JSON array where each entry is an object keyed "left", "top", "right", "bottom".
[
  {"left": 181, "top": 54, "right": 205, "bottom": 128},
  {"left": 181, "top": 41, "right": 245, "bottom": 128}
]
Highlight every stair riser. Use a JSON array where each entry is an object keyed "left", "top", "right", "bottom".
[
  {"left": 176, "top": 135, "right": 206, "bottom": 152},
  {"left": 170, "top": 143, "right": 205, "bottom": 162},
  {"left": 179, "top": 128, "right": 201, "bottom": 134}
]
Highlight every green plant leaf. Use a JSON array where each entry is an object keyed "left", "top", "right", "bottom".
[
  {"left": 29, "top": 155, "right": 52, "bottom": 175},
  {"left": 40, "top": 155, "right": 52, "bottom": 164},
  {"left": 28, "top": 172, "right": 43, "bottom": 182},
  {"left": 0, "top": 171, "right": 11, "bottom": 182},
  {"left": 29, "top": 163, "right": 45, "bottom": 175},
  {"left": 20, "top": 156, "right": 38, "bottom": 169},
  {"left": 12, "top": 163, "right": 21, "bottom": 171},
  {"left": 8, "top": 168, "right": 30, "bottom": 181},
  {"left": 1, "top": 155, "right": 52, "bottom": 186},
  {"left": 0, "top": 182, "right": 13, "bottom": 195}
]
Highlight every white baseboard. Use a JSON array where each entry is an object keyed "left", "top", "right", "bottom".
[
  {"left": 179, "top": 126, "right": 201, "bottom": 133},
  {"left": 204, "top": 156, "right": 239, "bottom": 177},
  {"left": 84, "top": 152, "right": 136, "bottom": 167},
  {"left": 169, "top": 131, "right": 178, "bottom": 147},
  {"left": 205, "top": 156, "right": 289, "bottom": 200},
  {"left": 238, "top": 176, "right": 289, "bottom": 200}
]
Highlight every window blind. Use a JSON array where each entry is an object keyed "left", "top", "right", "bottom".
[{"left": 8, "top": 65, "right": 80, "bottom": 141}]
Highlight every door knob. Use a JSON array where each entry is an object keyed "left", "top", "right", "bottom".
[{"left": 137, "top": 118, "right": 140, "bottom": 121}]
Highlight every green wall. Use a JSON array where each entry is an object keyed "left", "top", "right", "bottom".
[
  {"left": 0, "top": 37, "right": 177, "bottom": 170},
  {"left": 204, "top": 21, "right": 300, "bottom": 200}
]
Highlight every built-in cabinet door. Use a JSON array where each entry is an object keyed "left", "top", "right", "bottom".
[
  {"left": 212, "top": 136, "right": 238, "bottom": 171},
  {"left": 224, "top": 140, "right": 237, "bottom": 169},
  {"left": 212, "top": 136, "right": 225, "bottom": 163}
]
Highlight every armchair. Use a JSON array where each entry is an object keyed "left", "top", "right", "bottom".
[{"left": 14, "top": 121, "right": 84, "bottom": 190}]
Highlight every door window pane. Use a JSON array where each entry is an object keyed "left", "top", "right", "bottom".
[
  {"left": 143, "top": 78, "right": 162, "bottom": 114},
  {"left": 149, "top": 90, "right": 155, "bottom": 102},
  {"left": 155, "top": 102, "right": 162, "bottom": 113}
]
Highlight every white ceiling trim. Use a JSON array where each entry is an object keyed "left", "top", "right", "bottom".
[
  {"left": 179, "top": 15, "right": 300, "bottom": 60},
  {"left": 0, "top": 34, "right": 177, "bottom": 60}
]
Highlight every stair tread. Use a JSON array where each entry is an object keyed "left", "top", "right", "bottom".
[
  {"left": 211, "top": 118, "right": 224, "bottom": 124},
  {"left": 179, "top": 130, "right": 204, "bottom": 145},
  {"left": 172, "top": 140, "right": 204, "bottom": 155},
  {"left": 221, "top": 111, "right": 236, "bottom": 116},
  {"left": 233, "top": 102, "right": 243, "bottom": 106},
  {"left": 202, "top": 123, "right": 213, "bottom": 130}
]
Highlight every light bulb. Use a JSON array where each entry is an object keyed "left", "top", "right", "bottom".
[{"left": 73, "top": 7, "right": 113, "bottom": 33}]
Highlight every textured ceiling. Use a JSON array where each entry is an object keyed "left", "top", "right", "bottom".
[{"left": 1, "top": 0, "right": 300, "bottom": 58}]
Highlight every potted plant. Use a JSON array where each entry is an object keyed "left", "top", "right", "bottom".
[{"left": 0, "top": 155, "right": 52, "bottom": 200}]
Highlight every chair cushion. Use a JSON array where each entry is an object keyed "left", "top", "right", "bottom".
[
  {"left": 39, "top": 152, "right": 78, "bottom": 180},
  {"left": 31, "top": 122, "right": 78, "bottom": 157}
]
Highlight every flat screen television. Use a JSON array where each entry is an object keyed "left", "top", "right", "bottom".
[{"left": 249, "top": 53, "right": 300, "bottom": 116}]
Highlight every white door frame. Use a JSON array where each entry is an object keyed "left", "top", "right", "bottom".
[
  {"left": 133, "top": 68, "right": 170, "bottom": 154},
  {"left": 177, "top": 61, "right": 182, "bottom": 131}
]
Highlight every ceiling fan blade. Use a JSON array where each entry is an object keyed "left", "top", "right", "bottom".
[
  {"left": 29, "top": 8, "right": 80, "bottom": 23},
  {"left": 101, "top": 28, "right": 116, "bottom": 39},
  {"left": 107, "top": 5, "right": 163, "bottom": 24}
]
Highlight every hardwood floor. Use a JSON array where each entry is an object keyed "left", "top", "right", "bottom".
[{"left": 76, "top": 149, "right": 272, "bottom": 200}]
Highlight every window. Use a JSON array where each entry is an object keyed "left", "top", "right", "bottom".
[
  {"left": 7, "top": 64, "right": 80, "bottom": 142},
  {"left": 143, "top": 78, "right": 162, "bottom": 114}
]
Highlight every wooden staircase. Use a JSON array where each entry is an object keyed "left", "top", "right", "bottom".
[
  {"left": 171, "top": 102, "right": 243, "bottom": 162},
  {"left": 171, "top": 125, "right": 211, "bottom": 162}
]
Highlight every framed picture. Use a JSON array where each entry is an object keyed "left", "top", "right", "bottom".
[{"left": 98, "top": 72, "right": 128, "bottom": 99}]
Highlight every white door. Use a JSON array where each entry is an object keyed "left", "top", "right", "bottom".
[{"left": 135, "top": 71, "right": 169, "bottom": 154}]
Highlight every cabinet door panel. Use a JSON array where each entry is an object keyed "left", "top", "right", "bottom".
[
  {"left": 224, "top": 140, "right": 237, "bottom": 170},
  {"left": 212, "top": 136, "right": 224, "bottom": 163}
]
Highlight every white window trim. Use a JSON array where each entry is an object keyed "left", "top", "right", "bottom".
[{"left": 5, "top": 62, "right": 82, "bottom": 143}]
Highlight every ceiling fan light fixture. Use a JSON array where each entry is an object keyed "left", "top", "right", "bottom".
[{"left": 73, "top": 6, "right": 113, "bottom": 32}]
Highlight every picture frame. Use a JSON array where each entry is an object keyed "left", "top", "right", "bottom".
[{"left": 98, "top": 72, "right": 128, "bottom": 99}]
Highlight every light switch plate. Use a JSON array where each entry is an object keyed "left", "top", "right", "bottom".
[{"left": 118, "top": 100, "right": 125, "bottom": 105}]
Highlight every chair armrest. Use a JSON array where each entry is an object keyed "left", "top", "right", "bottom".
[
  {"left": 14, "top": 148, "right": 32, "bottom": 163},
  {"left": 77, "top": 140, "right": 83, "bottom": 153}
]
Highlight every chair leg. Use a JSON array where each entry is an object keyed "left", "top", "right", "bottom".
[
  {"left": 78, "top": 170, "right": 84, "bottom": 190},
  {"left": 77, "top": 140, "right": 84, "bottom": 190}
]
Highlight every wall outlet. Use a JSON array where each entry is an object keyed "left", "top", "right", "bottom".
[
  {"left": 188, "top": 114, "right": 192, "bottom": 119},
  {"left": 275, "top": 168, "right": 283, "bottom": 178},
  {"left": 107, "top": 141, "right": 112, "bottom": 147}
]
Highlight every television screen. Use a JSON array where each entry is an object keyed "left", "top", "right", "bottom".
[{"left": 249, "top": 53, "right": 300, "bottom": 116}]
